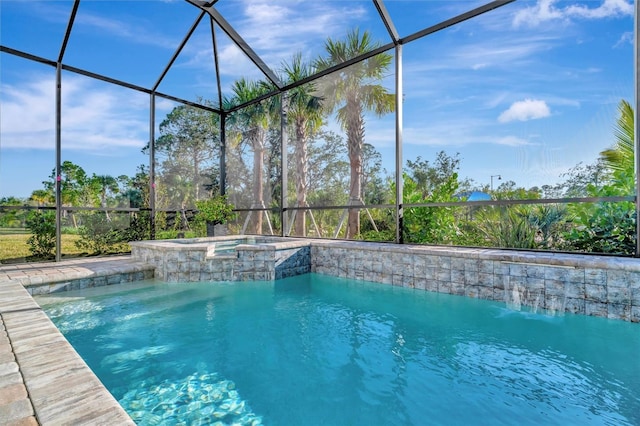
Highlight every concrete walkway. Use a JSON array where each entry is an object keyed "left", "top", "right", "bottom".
[{"left": 0, "top": 256, "right": 154, "bottom": 425}]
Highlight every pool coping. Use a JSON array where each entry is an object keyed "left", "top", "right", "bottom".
[{"left": 0, "top": 256, "right": 149, "bottom": 425}]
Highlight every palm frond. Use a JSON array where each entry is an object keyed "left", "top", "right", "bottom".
[{"left": 600, "top": 99, "right": 634, "bottom": 173}]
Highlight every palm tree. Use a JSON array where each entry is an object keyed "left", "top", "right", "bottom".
[
  {"left": 600, "top": 99, "right": 634, "bottom": 175},
  {"left": 227, "top": 78, "right": 274, "bottom": 234},
  {"left": 314, "top": 29, "right": 395, "bottom": 238},
  {"left": 29, "top": 189, "right": 54, "bottom": 207},
  {"left": 92, "top": 174, "right": 119, "bottom": 221},
  {"left": 282, "top": 54, "right": 324, "bottom": 236}
]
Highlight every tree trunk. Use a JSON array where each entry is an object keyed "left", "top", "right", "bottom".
[
  {"left": 180, "top": 202, "right": 190, "bottom": 230},
  {"left": 193, "top": 153, "right": 200, "bottom": 202},
  {"left": 346, "top": 100, "right": 365, "bottom": 239},
  {"left": 251, "top": 130, "right": 265, "bottom": 234},
  {"left": 101, "top": 194, "right": 111, "bottom": 222},
  {"left": 294, "top": 119, "right": 308, "bottom": 236}
]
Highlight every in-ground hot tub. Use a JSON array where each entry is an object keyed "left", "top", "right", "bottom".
[
  {"left": 129, "top": 236, "right": 311, "bottom": 282},
  {"left": 169, "top": 236, "right": 264, "bottom": 257},
  {"left": 131, "top": 236, "right": 640, "bottom": 321}
]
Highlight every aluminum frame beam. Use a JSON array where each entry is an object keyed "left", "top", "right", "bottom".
[
  {"left": 210, "top": 17, "right": 224, "bottom": 109},
  {"left": 54, "top": 0, "right": 80, "bottom": 261},
  {"left": 401, "top": 0, "right": 515, "bottom": 45},
  {"left": 230, "top": 195, "right": 635, "bottom": 215},
  {"left": 395, "top": 44, "right": 403, "bottom": 244},
  {"left": 153, "top": 11, "right": 206, "bottom": 92},
  {"left": 635, "top": 0, "right": 640, "bottom": 257},
  {"left": 373, "top": 0, "right": 400, "bottom": 43},
  {"left": 186, "top": 0, "right": 283, "bottom": 89},
  {"left": 58, "top": 0, "right": 80, "bottom": 62}
]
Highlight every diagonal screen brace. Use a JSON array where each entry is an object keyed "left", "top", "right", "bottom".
[{"left": 185, "top": 0, "right": 283, "bottom": 89}]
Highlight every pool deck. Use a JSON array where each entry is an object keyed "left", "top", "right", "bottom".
[{"left": 0, "top": 256, "right": 149, "bottom": 425}]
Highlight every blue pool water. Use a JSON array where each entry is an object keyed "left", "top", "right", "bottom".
[{"left": 37, "top": 274, "right": 640, "bottom": 425}]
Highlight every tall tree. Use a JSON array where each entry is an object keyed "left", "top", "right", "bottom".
[
  {"left": 44, "top": 160, "right": 89, "bottom": 227},
  {"left": 361, "top": 143, "right": 386, "bottom": 205},
  {"left": 227, "top": 79, "right": 274, "bottom": 234},
  {"left": 119, "top": 165, "right": 149, "bottom": 209},
  {"left": 306, "top": 130, "right": 350, "bottom": 236},
  {"left": 29, "top": 190, "right": 54, "bottom": 207},
  {"left": 91, "top": 174, "right": 119, "bottom": 221},
  {"left": 405, "top": 151, "right": 462, "bottom": 198},
  {"left": 282, "top": 54, "right": 324, "bottom": 236},
  {"left": 314, "top": 29, "right": 395, "bottom": 238},
  {"left": 149, "top": 99, "right": 220, "bottom": 209},
  {"left": 45, "top": 161, "right": 87, "bottom": 208}
]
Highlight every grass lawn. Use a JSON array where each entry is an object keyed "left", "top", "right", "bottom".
[{"left": 0, "top": 233, "right": 85, "bottom": 264}]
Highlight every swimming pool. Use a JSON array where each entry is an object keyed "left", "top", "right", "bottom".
[{"left": 36, "top": 273, "right": 640, "bottom": 425}]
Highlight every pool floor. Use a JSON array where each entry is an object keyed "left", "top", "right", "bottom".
[{"left": 37, "top": 273, "right": 640, "bottom": 426}]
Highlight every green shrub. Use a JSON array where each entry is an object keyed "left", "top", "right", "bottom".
[
  {"left": 25, "top": 210, "right": 56, "bottom": 259},
  {"left": 61, "top": 226, "right": 81, "bottom": 235},
  {"left": 402, "top": 173, "right": 462, "bottom": 245},
  {"left": 563, "top": 170, "right": 636, "bottom": 255},
  {"left": 122, "top": 212, "right": 152, "bottom": 242},
  {"left": 194, "top": 195, "right": 236, "bottom": 225},
  {"left": 475, "top": 207, "right": 538, "bottom": 249},
  {"left": 155, "top": 229, "right": 198, "bottom": 240},
  {"left": 75, "top": 213, "right": 130, "bottom": 255},
  {"left": 359, "top": 228, "right": 395, "bottom": 242},
  {"left": 564, "top": 201, "right": 636, "bottom": 255}
]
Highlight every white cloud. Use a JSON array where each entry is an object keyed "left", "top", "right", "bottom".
[
  {"left": 493, "top": 136, "right": 533, "bottom": 147},
  {"left": 72, "top": 9, "right": 179, "bottom": 50},
  {"left": 514, "top": 0, "right": 633, "bottom": 28},
  {"left": 362, "top": 120, "right": 396, "bottom": 148},
  {"left": 401, "top": 119, "right": 476, "bottom": 147},
  {"left": 485, "top": 92, "right": 510, "bottom": 109},
  {"left": 513, "top": 0, "right": 565, "bottom": 27},
  {"left": 1, "top": 75, "right": 148, "bottom": 152},
  {"left": 614, "top": 31, "right": 633, "bottom": 48},
  {"left": 405, "top": 33, "right": 559, "bottom": 79},
  {"left": 244, "top": 2, "right": 291, "bottom": 23},
  {"left": 155, "top": 98, "right": 179, "bottom": 114},
  {"left": 401, "top": 116, "right": 536, "bottom": 148},
  {"left": 217, "top": 43, "right": 265, "bottom": 80},
  {"left": 565, "top": 0, "right": 633, "bottom": 19},
  {"left": 498, "top": 99, "right": 551, "bottom": 123},
  {"left": 215, "top": 0, "right": 370, "bottom": 71}
]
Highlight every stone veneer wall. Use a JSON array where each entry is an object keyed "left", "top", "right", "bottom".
[
  {"left": 26, "top": 270, "right": 154, "bottom": 295},
  {"left": 275, "top": 246, "right": 311, "bottom": 279},
  {"left": 311, "top": 241, "right": 640, "bottom": 322},
  {"left": 130, "top": 237, "right": 639, "bottom": 322},
  {"left": 130, "top": 239, "right": 311, "bottom": 283}
]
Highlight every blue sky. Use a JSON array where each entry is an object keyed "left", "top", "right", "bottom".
[{"left": 0, "top": 0, "right": 635, "bottom": 199}]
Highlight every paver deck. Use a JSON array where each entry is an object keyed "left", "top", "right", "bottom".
[{"left": 0, "top": 256, "right": 154, "bottom": 425}]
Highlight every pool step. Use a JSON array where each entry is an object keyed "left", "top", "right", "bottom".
[{"left": 0, "top": 256, "right": 155, "bottom": 296}]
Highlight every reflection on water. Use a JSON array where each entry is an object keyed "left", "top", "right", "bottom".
[{"left": 38, "top": 274, "right": 640, "bottom": 426}]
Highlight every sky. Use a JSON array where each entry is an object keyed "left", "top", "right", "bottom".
[{"left": 0, "top": 0, "right": 635, "bottom": 200}]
